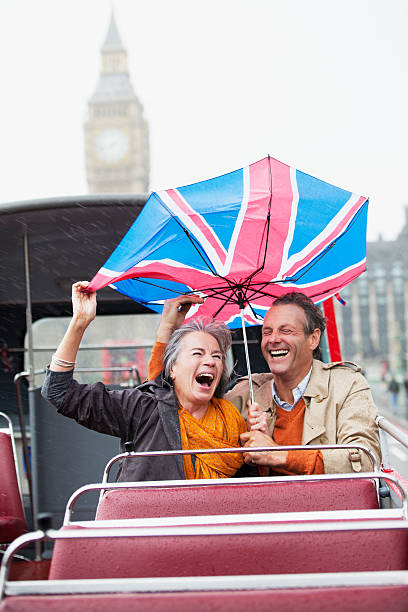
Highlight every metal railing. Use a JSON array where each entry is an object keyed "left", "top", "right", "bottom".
[
  {"left": 376, "top": 415, "right": 408, "bottom": 450},
  {"left": 101, "top": 443, "right": 378, "bottom": 484}
]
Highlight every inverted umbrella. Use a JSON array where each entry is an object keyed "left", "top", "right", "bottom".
[{"left": 88, "top": 155, "right": 369, "bottom": 401}]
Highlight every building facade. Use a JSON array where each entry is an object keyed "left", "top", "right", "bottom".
[
  {"left": 335, "top": 206, "right": 408, "bottom": 376},
  {"left": 84, "top": 13, "right": 149, "bottom": 194}
]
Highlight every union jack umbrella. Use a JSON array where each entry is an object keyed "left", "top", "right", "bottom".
[{"left": 88, "top": 155, "right": 368, "bottom": 398}]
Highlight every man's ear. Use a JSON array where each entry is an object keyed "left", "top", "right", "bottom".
[{"left": 308, "top": 329, "right": 321, "bottom": 351}]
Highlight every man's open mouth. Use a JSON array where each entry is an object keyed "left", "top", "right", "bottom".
[
  {"left": 269, "top": 349, "right": 289, "bottom": 359},
  {"left": 195, "top": 373, "right": 215, "bottom": 387}
]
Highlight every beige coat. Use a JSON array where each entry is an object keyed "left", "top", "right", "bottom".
[{"left": 227, "top": 359, "right": 381, "bottom": 474}]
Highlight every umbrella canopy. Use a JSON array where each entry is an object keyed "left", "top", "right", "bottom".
[{"left": 88, "top": 155, "right": 368, "bottom": 328}]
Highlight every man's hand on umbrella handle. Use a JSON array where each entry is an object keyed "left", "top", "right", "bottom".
[
  {"left": 240, "top": 430, "right": 288, "bottom": 467},
  {"left": 156, "top": 295, "right": 204, "bottom": 342},
  {"left": 247, "top": 402, "right": 269, "bottom": 434}
]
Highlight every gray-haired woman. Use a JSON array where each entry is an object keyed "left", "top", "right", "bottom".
[{"left": 41, "top": 282, "right": 247, "bottom": 482}]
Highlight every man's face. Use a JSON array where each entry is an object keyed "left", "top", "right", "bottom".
[{"left": 261, "top": 304, "right": 320, "bottom": 384}]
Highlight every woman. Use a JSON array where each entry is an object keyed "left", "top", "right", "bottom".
[{"left": 41, "top": 282, "right": 247, "bottom": 482}]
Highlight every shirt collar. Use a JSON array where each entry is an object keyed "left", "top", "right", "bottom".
[{"left": 271, "top": 366, "right": 312, "bottom": 412}]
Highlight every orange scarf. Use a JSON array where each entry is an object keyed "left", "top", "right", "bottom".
[{"left": 178, "top": 397, "right": 247, "bottom": 479}]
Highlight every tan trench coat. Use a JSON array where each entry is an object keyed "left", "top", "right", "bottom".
[{"left": 227, "top": 359, "right": 381, "bottom": 474}]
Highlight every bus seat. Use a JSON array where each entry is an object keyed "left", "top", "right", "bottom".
[
  {"left": 95, "top": 478, "right": 379, "bottom": 521},
  {"left": 0, "top": 431, "right": 27, "bottom": 543}
]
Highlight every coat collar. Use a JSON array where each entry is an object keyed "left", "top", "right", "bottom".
[{"left": 304, "top": 359, "right": 330, "bottom": 400}]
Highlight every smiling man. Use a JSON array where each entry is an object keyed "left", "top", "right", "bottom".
[{"left": 148, "top": 292, "right": 381, "bottom": 475}]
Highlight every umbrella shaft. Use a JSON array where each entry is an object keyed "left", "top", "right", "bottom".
[{"left": 240, "top": 308, "right": 255, "bottom": 405}]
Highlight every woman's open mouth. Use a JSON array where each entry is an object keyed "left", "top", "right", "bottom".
[{"left": 195, "top": 373, "right": 215, "bottom": 387}]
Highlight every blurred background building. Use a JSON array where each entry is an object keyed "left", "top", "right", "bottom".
[
  {"left": 84, "top": 12, "right": 150, "bottom": 194},
  {"left": 335, "top": 205, "right": 408, "bottom": 379}
]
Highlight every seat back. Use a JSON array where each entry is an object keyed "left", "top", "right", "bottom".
[
  {"left": 95, "top": 478, "right": 379, "bottom": 520},
  {"left": 48, "top": 523, "right": 408, "bottom": 580},
  {"left": 0, "top": 414, "right": 27, "bottom": 543}
]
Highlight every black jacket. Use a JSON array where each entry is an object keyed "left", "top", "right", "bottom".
[{"left": 42, "top": 370, "right": 185, "bottom": 481}]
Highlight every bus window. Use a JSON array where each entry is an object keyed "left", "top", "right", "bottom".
[{"left": 29, "top": 313, "right": 161, "bottom": 388}]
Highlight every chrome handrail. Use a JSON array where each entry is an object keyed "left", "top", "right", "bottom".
[
  {"left": 4, "top": 571, "right": 408, "bottom": 598},
  {"left": 376, "top": 416, "right": 408, "bottom": 450},
  {"left": 102, "top": 443, "right": 378, "bottom": 483}
]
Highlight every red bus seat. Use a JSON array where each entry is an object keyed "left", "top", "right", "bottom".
[
  {"left": 0, "top": 432, "right": 27, "bottom": 543},
  {"left": 48, "top": 524, "right": 408, "bottom": 580},
  {"left": 95, "top": 478, "right": 379, "bottom": 521}
]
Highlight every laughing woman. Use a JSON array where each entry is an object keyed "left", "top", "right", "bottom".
[{"left": 41, "top": 282, "right": 247, "bottom": 482}]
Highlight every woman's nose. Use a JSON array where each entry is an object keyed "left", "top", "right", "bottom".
[{"left": 203, "top": 353, "right": 216, "bottom": 365}]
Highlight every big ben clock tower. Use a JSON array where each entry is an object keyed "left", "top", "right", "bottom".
[{"left": 84, "top": 13, "right": 149, "bottom": 193}]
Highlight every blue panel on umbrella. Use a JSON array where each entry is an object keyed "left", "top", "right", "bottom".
[
  {"left": 286, "top": 201, "right": 368, "bottom": 283},
  {"left": 102, "top": 193, "right": 216, "bottom": 274},
  {"left": 288, "top": 170, "right": 354, "bottom": 258},
  {"left": 177, "top": 167, "right": 244, "bottom": 252}
]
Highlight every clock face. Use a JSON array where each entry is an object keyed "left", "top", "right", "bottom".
[{"left": 96, "top": 128, "right": 129, "bottom": 162}]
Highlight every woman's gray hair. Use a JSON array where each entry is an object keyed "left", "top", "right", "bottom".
[{"left": 163, "top": 318, "right": 232, "bottom": 397}]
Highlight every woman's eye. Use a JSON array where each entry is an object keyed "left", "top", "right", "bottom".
[{"left": 213, "top": 354, "right": 222, "bottom": 360}]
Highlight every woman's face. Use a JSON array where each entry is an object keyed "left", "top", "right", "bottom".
[{"left": 170, "top": 331, "right": 224, "bottom": 413}]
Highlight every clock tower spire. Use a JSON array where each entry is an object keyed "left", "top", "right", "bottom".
[{"left": 84, "top": 11, "right": 150, "bottom": 194}]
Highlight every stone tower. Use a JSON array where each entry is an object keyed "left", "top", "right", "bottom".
[{"left": 84, "top": 12, "right": 149, "bottom": 193}]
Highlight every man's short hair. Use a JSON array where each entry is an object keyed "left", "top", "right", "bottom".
[{"left": 271, "top": 292, "right": 327, "bottom": 360}]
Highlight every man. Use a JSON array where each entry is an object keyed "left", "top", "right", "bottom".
[{"left": 148, "top": 292, "right": 381, "bottom": 475}]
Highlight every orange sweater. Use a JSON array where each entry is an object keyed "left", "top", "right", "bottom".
[
  {"left": 147, "top": 342, "right": 323, "bottom": 475},
  {"left": 271, "top": 399, "right": 323, "bottom": 475}
]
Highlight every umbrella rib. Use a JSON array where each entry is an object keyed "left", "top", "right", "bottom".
[{"left": 129, "top": 278, "right": 197, "bottom": 296}]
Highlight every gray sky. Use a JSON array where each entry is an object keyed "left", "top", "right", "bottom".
[{"left": 1, "top": 0, "right": 407, "bottom": 241}]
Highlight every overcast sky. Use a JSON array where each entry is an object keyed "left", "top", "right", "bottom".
[{"left": 1, "top": 0, "right": 407, "bottom": 241}]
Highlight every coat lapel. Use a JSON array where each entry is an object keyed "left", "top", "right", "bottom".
[{"left": 302, "top": 360, "right": 329, "bottom": 444}]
